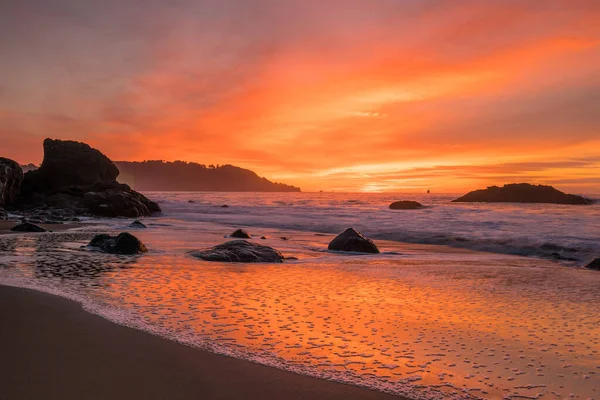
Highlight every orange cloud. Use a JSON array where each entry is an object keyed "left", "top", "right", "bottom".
[{"left": 1, "top": 0, "right": 600, "bottom": 192}]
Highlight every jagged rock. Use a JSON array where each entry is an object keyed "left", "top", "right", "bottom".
[
  {"left": 22, "top": 138, "right": 118, "bottom": 191},
  {"left": 0, "top": 208, "right": 6, "bottom": 220},
  {"left": 389, "top": 200, "right": 423, "bottom": 210},
  {"left": 0, "top": 157, "right": 23, "bottom": 207},
  {"left": 87, "top": 232, "right": 147, "bottom": 254},
  {"left": 10, "top": 222, "right": 46, "bottom": 232},
  {"left": 452, "top": 183, "right": 591, "bottom": 205},
  {"left": 190, "top": 240, "right": 284, "bottom": 263},
  {"left": 230, "top": 229, "right": 251, "bottom": 238},
  {"left": 584, "top": 258, "right": 600, "bottom": 270},
  {"left": 129, "top": 220, "right": 147, "bottom": 228},
  {"left": 328, "top": 228, "right": 380, "bottom": 254}
]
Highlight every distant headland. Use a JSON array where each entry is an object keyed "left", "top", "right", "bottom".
[{"left": 114, "top": 161, "right": 301, "bottom": 192}]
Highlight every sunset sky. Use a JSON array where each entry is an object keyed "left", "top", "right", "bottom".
[{"left": 1, "top": 0, "right": 599, "bottom": 193}]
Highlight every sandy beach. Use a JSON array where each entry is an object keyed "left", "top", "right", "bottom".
[{"left": 0, "top": 285, "right": 402, "bottom": 400}]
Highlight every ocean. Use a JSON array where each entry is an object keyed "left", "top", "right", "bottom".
[{"left": 1, "top": 192, "right": 599, "bottom": 399}]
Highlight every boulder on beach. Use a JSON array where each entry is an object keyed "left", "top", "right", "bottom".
[
  {"left": 584, "top": 258, "right": 600, "bottom": 270},
  {"left": 230, "top": 228, "right": 251, "bottom": 238},
  {"left": 18, "top": 139, "right": 161, "bottom": 218},
  {"left": 0, "top": 157, "right": 23, "bottom": 207},
  {"left": 87, "top": 232, "right": 148, "bottom": 255},
  {"left": 190, "top": 240, "right": 284, "bottom": 263},
  {"left": 10, "top": 222, "right": 46, "bottom": 232},
  {"left": 328, "top": 228, "right": 380, "bottom": 254},
  {"left": 389, "top": 200, "right": 423, "bottom": 210},
  {"left": 129, "top": 220, "right": 147, "bottom": 229},
  {"left": 452, "top": 183, "right": 591, "bottom": 205}
]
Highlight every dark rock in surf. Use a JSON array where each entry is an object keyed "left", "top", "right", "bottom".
[
  {"left": 261, "top": 236, "right": 267, "bottom": 240},
  {"left": 10, "top": 222, "right": 46, "bottom": 232},
  {"left": 328, "top": 228, "right": 380, "bottom": 254},
  {"left": 221, "top": 205, "right": 229, "bottom": 208},
  {"left": 584, "top": 258, "right": 600, "bottom": 270},
  {"left": 190, "top": 240, "right": 284, "bottom": 263},
  {"left": 87, "top": 232, "right": 147, "bottom": 255},
  {"left": 0, "top": 157, "right": 23, "bottom": 207},
  {"left": 452, "top": 183, "right": 591, "bottom": 205},
  {"left": 389, "top": 200, "right": 423, "bottom": 210},
  {"left": 129, "top": 220, "right": 147, "bottom": 229},
  {"left": 188, "top": 200, "right": 195, "bottom": 203},
  {"left": 230, "top": 229, "right": 251, "bottom": 238}
]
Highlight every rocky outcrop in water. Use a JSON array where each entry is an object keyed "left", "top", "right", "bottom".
[
  {"left": 0, "top": 157, "right": 23, "bottom": 208},
  {"left": 328, "top": 228, "right": 380, "bottom": 254},
  {"left": 190, "top": 240, "right": 284, "bottom": 263},
  {"left": 87, "top": 232, "right": 148, "bottom": 254},
  {"left": 389, "top": 200, "right": 423, "bottom": 210},
  {"left": 129, "top": 220, "right": 147, "bottom": 228},
  {"left": 452, "top": 183, "right": 590, "bottom": 205},
  {"left": 10, "top": 222, "right": 46, "bottom": 232},
  {"left": 584, "top": 258, "right": 600, "bottom": 270},
  {"left": 17, "top": 139, "right": 161, "bottom": 218},
  {"left": 230, "top": 229, "right": 251, "bottom": 238}
]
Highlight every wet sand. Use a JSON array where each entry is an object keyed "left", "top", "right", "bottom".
[{"left": 0, "top": 285, "right": 403, "bottom": 400}]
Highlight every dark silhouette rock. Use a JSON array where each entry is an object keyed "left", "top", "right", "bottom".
[
  {"left": 188, "top": 200, "right": 195, "bottom": 203},
  {"left": 130, "top": 220, "right": 147, "bottom": 229},
  {"left": 190, "top": 240, "right": 284, "bottom": 263},
  {"left": 452, "top": 183, "right": 590, "bottom": 205},
  {"left": 260, "top": 236, "right": 267, "bottom": 240},
  {"left": 114, "top": 160, "right": 301, "bottom": 192},
  {"left": 230, "top": 229, "right": 251, "bottom": 238},
  {"left": 584, "top": 258, "right": 600, "bottom": 270},
  {"left": 10, "top": 222, "right": 46, "bottom": 232},
  {"left": 87, "top": 232, "right": 147, "bottom": 254},
  {"left": 280, "top": 237, "right": 289, "bottom": 241},
  {"left": 221, "top": 205, "right": 229, "bottom": 208},
  {"left": 83, "top": 183, "right": 161, "bottom": 218},
  {"left": 0, "top": 208, "right": 6, "bottom": 220},
  {"left": 17, "top": 139, "right": 161, "bottom": 218},
  {"left": 328, "top": 228, "right": 380, "bottom": 254},
  {"left": 23, "top": 139, "right": 119, "bottom": 191},
  {"left": 0, "top": 157, "right": 23, "bottom": 207},
  {"left": 389, "top": 200, "right": 423, "bottom": 210}
]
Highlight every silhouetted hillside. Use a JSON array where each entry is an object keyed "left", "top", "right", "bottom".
[{"left": 114, "top": 161, "right": 301, "bottom": 192}]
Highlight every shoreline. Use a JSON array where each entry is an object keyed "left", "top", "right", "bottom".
[{"left": 0, "top": 284, "right": 404, "bottom": 400}]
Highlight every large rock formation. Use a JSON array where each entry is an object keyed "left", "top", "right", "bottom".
[
  {"left": 87, "top": 233, "right": 148, "bottom": 255},
  {"left": 0, "top": 157, "right": 23, "bottom": 207},
  {"left": 190, "top": 240, "right": 284, "bottom": 263},
  {"left": 389, "top": 200, "right": 423, "bottom": 210},
  {"left": 18, "top": 139, "right": 161, "bottom": 218},
  {"left": 24, "top": 139, "right": 118, "bottom": 191},
  {"left": 328, "top": 228, "right": 380, "bottom": 254},
  {"left": 452, "top": 183, "right": 591, "bottom": 205}
]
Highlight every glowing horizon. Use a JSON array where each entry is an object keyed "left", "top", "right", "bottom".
[{"left": 1, "top": 0, "right": 599, "bottom": 194}]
